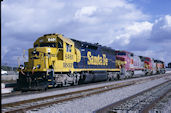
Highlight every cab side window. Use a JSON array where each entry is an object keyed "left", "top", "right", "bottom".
[
  {"left": 66, "top": 43, "right": 72, "bottom": 52},
  {"left": 58, "top": 40, "right": 63, "bottom": 48},
  {"left": 128, "top": 54, "right": 131, "bottom": 58},
  {"left": 34, "top": 44, "right": 38, "bottom": 47},
  {"left": 57, "top": 39, "right": 63, "bottom": 60}
]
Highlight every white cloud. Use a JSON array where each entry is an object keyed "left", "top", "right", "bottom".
[
  {"left": 75, "top": 6, "right": 97, "bottom": 17},
  {"left": 2, "top": 0, "right": 66, "bottom": 33},
  {"left": 74, "top": 6, "right": 98, "bottom": 23},
  {"left": 161, "top": 15, "right": 171, "bottom": 29},
  {"left": 151, "top": 15, "right": 171, "bottom": 42},
  {"left": 110, "top": 21, "right": 153, "bottom": 46},
  {"left": 110, "top": 15, "right": 171, "bottom": 64},
  {"left": 1, "top": 0, "right": 170, "bottom": 65},
  {"left": 126, "top": 21, "right": 152, "bottom": 33},
  {"left": 2, "top": 0, "right": 149, "bottom": 44}
]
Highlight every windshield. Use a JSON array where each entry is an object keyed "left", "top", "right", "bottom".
[
  {"left": 40, "top": 43, "right": 56, "bottom": 47},
  {"left": 145, "top": 58, "right": 150, "bottom": 62},
  {"left": 117, "top": 52, "right": 126, "bottom": 56}
]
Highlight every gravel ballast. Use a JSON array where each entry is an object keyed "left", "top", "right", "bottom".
[
  {"left": 26, "top": 75, "right": 171, "bottom": 113},
  {"left": 2, "top": 74, "right": 163, "bottom": 104}
]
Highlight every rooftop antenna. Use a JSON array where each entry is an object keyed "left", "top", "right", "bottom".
[
  {"left": 95, "top": 43, "right": 99, "bottom": 45},
  {"left": 23, "top": 49, "right": 26, "bottom": 62},
  {"left": 17, "top": 57, "right": 20, "bottom": 67}
]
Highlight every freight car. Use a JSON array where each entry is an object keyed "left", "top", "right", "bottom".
[{"left": 17, "top": 33, "right": 120, "bottom": 90}]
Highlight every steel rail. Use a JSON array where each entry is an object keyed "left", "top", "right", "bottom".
[
  {"left": 94, "top": 80, "right": 171, "bottom": 113},
  {"left": 2, "top": 82, "right": 134, "bottom": 113},
  {"left": 141, "top": 90, "right": 171, "bottom": 113},
  {"left": 2, "top": 74, "right": 170, "bottom": 113},
  {"left": 2, "top": 73, "right": 168, "bottom": 98}
]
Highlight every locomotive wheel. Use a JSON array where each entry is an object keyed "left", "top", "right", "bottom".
[
  {"left": 41, "top": 87, "right": 47, "bottom": 91},
  {"left": 72, "top": 80, "right": 78, "bottom": 86},
  {"left": 117, "top": 74, "right": 120, "bottom": 80},
  {"left": 57, "top": 84, "right": 63, "bottom": 87},
  {"left": 21, "top": 89, "right": 28, "bottom": 92},
  {"left": 131, "top": 71, "right": 134, "bottom": 77},
  {"left": 107, "top": 76, "right": 111, "bottom": 81}
]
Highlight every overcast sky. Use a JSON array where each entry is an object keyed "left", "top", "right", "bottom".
[{"left": 1, "top": 0, "right": 171, "bottom": 66}]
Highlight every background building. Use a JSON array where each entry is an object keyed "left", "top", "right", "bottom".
[{"left": 168, "top": 62, "right": 171, "bottom": 68}]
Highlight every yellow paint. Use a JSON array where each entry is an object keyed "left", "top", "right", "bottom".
[
  {"left": 115, "top": 60, "right": 126, "bottom": 68},
  {"left": 75, "top": 48, "right": 81, "bottom": 62},
  {"left": 87, "top": 51, "right": 108, "bottom": 65},
  {"left": 48, "top": 85, "right": 53, "bottom": 87}
]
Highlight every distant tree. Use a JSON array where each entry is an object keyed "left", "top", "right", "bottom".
[{"left": 1, "top": 65, "right": 18, "bottom": 71}]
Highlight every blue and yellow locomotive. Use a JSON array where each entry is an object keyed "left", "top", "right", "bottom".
[{"left": 17, "top": 33, "right": 121, "bottom": 90}]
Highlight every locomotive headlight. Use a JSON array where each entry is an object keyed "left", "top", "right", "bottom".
[
  {"left": 47, "top": 48, "right": 51, "bottom": 53},
  {"left": 33, "top": 66, "right": 36, "bottom": 69},
  {"left": 33, "top": 49, "right": 36, "bottom": 54},
  {"left": 20, "top": 65, "right": 24, "bottom": 69},
  {"left": 37, "top": 64, "right": 41, "bottom": 69},
  {"left": 33, "top": 50, "right": 36, "bottom": 54}
]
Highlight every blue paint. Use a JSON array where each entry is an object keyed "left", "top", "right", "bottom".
[{"left": 73, "top": 41, "right": 116, "bottom": 69}]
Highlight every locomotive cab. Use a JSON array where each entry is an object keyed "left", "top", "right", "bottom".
[
  {"left": 23, "top": 33, "right": 77, "bottom": 72},
  {"left": 17, "top": 34, "right": 78, "bottom": 90},
  {"left": 154, "top": 60, "right": 166, "bottom": 74},
  {"left": 116, "top": 51, "right": 145, "bottom": 77}
]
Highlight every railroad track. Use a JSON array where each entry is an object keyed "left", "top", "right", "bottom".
[
  {"left": 94, "top": 80, "right": 171, "bottom": 113},
  {"left": 1, "top": 73, "right": 167, "bottom": 98},
  {"left": 150, "top": 91, "right": 171, "bottom": 113},
  {"left": 2, "top": 79, "right": 114, "bottom": 98},
  {"left": 2, "top": 74, "right": 170, "bottom": 113},
  {"left": 2, "top": 79, "right": 122, "bottom": 98}
]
